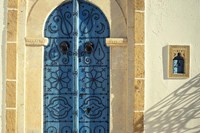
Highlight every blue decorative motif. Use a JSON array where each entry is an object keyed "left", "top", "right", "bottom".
[
  {"left": 80, "top": 9, "right": 100, "bottom": 34},
  {"left": 80, "top": 96, "right": 107, "bottom": 119},
  {"left": 47, "top": 96, "right": 72, "bottom": 119},
  {"left": 93, "top": 39, "right": 106, "bottom": 64},
  {"left": 94, "top": 126, "right": 106, "bottom": 133},
  {"left": 44, "top": 1, "right": 110, "bottom": 132},
  {"left": 49, "top": 45, "right": 61, "bottom": 61},
  {"left": 61, "top": 126, "right": 72, "bottom": 133},
  {"left": 47, "top": 126, "right": 57, "bottom": 133},
  {"left": 48, "top": 69, "right": 71, "bottom": 89},
  {"left": 79, "top": 2, "right": 109, "bottom": 38},
  {"left": 45, "top": 2, "right": 73, "bottom": 38},
  {"left": 80, "top": 67, "right": 107, "bottom": 91},
  {"left": 79, "top": 126, "right": 92, "bottom": 133},
  {"left": 44, "top": 38, "right": 72, "bottom": 66}
]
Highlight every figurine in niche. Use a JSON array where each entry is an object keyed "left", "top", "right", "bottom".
[{"left": 173, "top": 52, "right": 184, "bottom": 74}]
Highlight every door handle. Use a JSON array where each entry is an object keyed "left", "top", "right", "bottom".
[
  {"left": 60, "top": 41, "right": 70, "bottom": 54},
  {"left": 85, "top": 42, "right": 93, "bottom": 54}
]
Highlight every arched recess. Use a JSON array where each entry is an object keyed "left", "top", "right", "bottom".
[
  {"left": 25, "top": 0, "right": 132, "bottom": 133},
  {"left": 26, "top": 0, "right": 127, "bottom": 41}
]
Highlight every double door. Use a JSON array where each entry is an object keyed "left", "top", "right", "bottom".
[{"left": 43, "top": 1, "right": 110, "bottom": 132}]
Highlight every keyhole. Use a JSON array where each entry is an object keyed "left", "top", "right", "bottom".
[
  {"left": 60, "top": 41, "right": 70, "bottom": 54},
  {"left": 85, "top": 42, "right": 93, "bottom": 54},
  {"left": 85, "top": 108, "right": 91, "bottom": 114}
]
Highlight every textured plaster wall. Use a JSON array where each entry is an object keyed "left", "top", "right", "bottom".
[{"left": 145, "top": 0, "right": 200, "bottom": 132}]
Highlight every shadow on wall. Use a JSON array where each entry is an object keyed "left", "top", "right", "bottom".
[{"left": 145, "top": 74, "right": 200, "bottom": 133}]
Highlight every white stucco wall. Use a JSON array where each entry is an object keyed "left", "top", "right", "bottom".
[
  {"left": 145, "top": 0, "right": 200, "bottom": 133},
  {"left": 0, "top": 0, "right": 7, "bottom": 132}
]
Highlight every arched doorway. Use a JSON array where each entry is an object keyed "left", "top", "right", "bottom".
[{"left": 43, "top": 1, "right": 110, "bottom": 132}]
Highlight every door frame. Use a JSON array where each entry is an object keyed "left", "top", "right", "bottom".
[{"left": 17, "top": 0, "right": 134, "bottom": 132}]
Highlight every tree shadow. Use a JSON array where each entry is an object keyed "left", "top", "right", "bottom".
[{"left": 145, "top": 74, "right": 200, "bottom": 133}]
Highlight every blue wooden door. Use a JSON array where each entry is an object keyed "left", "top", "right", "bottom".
[{"left": 44, "top": 1, "right": 110, "bottom": 133}]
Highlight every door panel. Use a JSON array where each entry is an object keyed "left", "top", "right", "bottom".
[
  {"left": 44, "top": 38, "right": 73, "bottom": 132},
  {"left": 44, "top": 1, "right": 110, "bottom": 132},
  {"left": 79, "top": 2, "right": 109, "bottom": 38},
  {"left": 44, "top": 2, "right": 73, "bottom": 38}
]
